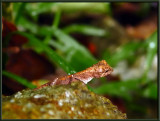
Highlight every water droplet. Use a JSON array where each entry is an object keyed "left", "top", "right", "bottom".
[
  {"left": 149, "top": 42, "right": 155, "bottom": 48},
  {"left": 10, "top": 99, "right": 15, "bottom": 103},
  {"left": 26, "top": 103, "right": 32, "bottom": 108},
  {"left": 40, "top": 107, "right": 45, "bottom": 112},
  {"left": 106, "top": 112, "right": 110, "bottom": 116},
  {"left": 71, "top": 107, "right": 74, "bottom": 111},
  {"left": 65, "top": 91, "right": 71, "bottom": 97},
  {"left": 14, "top": 92, "right": 22, "bottom": 98},
  {"left": 48, "top": 110, "right": 54, "bottom": 115},
  {"left": 46, "top": 104, "right": 52, "bottom": 108},
  {"left": 34, "top": 94, "right": 45, "bottom": 98},
  {"left": 58, "top": 100, "right": 63, "bottom": 106},
  {"left": 78, "top": 111, "right": 82, "bottom": 115}
]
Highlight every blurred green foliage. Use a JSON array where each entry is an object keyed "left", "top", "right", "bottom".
[
  {"left": 142, "top": 83, "right": 157, "bottom": 99},
  {"left": 18, "top": 31, "right": 77, "bottom": 74},
  {"left": 93, "top": 79, "right": 140, "bottom": 101},
  {"left": 142, "top": 31, "right": 157, "bottom": 84},
  {"left": 2, "top": 71, "right": 36, "bottom": 89},
  {"left": 101, "top": 31, "right": 157, "bottom": 100},
  {"left": 103, "top": 42, "right": 143, "bottom": 67}
]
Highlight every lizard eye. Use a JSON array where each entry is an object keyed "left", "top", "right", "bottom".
[{"left": 105, "top": 70, "right": 109, "bottom": 73}]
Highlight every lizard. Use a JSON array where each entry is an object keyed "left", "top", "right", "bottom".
[{"left": 34, "top": 60, "right": 113, "bottom": 90}]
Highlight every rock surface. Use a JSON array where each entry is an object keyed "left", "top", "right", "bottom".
[{"left": 2, "top": 82, "right": 127, "bottom": 119}]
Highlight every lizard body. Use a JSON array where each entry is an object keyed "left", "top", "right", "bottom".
[{"left": 34, "top": 60, "right": 113, "bottom": 90}]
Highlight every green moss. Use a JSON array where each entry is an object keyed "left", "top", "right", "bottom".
[{"left": 2, "top": 82, "right": 126, "bottom": 119}]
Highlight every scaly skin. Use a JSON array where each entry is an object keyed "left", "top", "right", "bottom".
[{"left": 34, "top": 60, "right": 113, "bottom": 90}]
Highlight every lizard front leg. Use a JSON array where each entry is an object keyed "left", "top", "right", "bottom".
[{"left": 73, "top": 74, "right": 93, "bottom": 84}]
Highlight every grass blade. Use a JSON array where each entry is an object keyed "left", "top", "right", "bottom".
[
  {"left": 14, "top": 3, "right": 26, "bottom": 24},
  {"left": 52, "top": 10, "right": 61, "bottom": 28},
  {"left": 63, "top": 24, "right": 107, "bottom": 37},
  {"left": 144, "top": 31, "right": 157, "bottom": 75},
  {"left": 2, "top": 70, "right": 36, "bottom": 89}
]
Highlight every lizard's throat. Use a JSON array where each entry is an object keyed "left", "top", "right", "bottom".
[
  {"left": 82, "top": 77, "right": 93, "bottom": 84},
  {"left": 74, "top": 76, "right": 93, "bottom": 84}
]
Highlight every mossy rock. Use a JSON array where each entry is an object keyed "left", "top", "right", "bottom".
[{"left": 2, "top": 81, "right": 127, "bottom": 119}]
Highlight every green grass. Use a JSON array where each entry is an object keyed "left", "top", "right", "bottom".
[
  {"left": 2, "top": 71, "right": 37, "bottom": 89},
  {"left": 18, "top": 31, "right": 76, "bottom": 75},
  {"left": 63, "top": 24, "right": 107, "bottom": 37}
]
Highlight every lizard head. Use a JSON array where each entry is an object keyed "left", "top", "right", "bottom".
[{"left": 89, "top": 60, "right": 113, "bottom": 78}]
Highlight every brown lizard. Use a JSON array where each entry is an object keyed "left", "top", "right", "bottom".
[{"left": 34, "top": 60, "right": 113, "bottom": 90}]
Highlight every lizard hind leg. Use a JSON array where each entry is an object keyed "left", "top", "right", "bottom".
[
  {"left": 49, "top": 78, "right": 58, "bottom": 86},
  {"left": 33, "top": 78, "right": 58, "bottom": 90}
]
